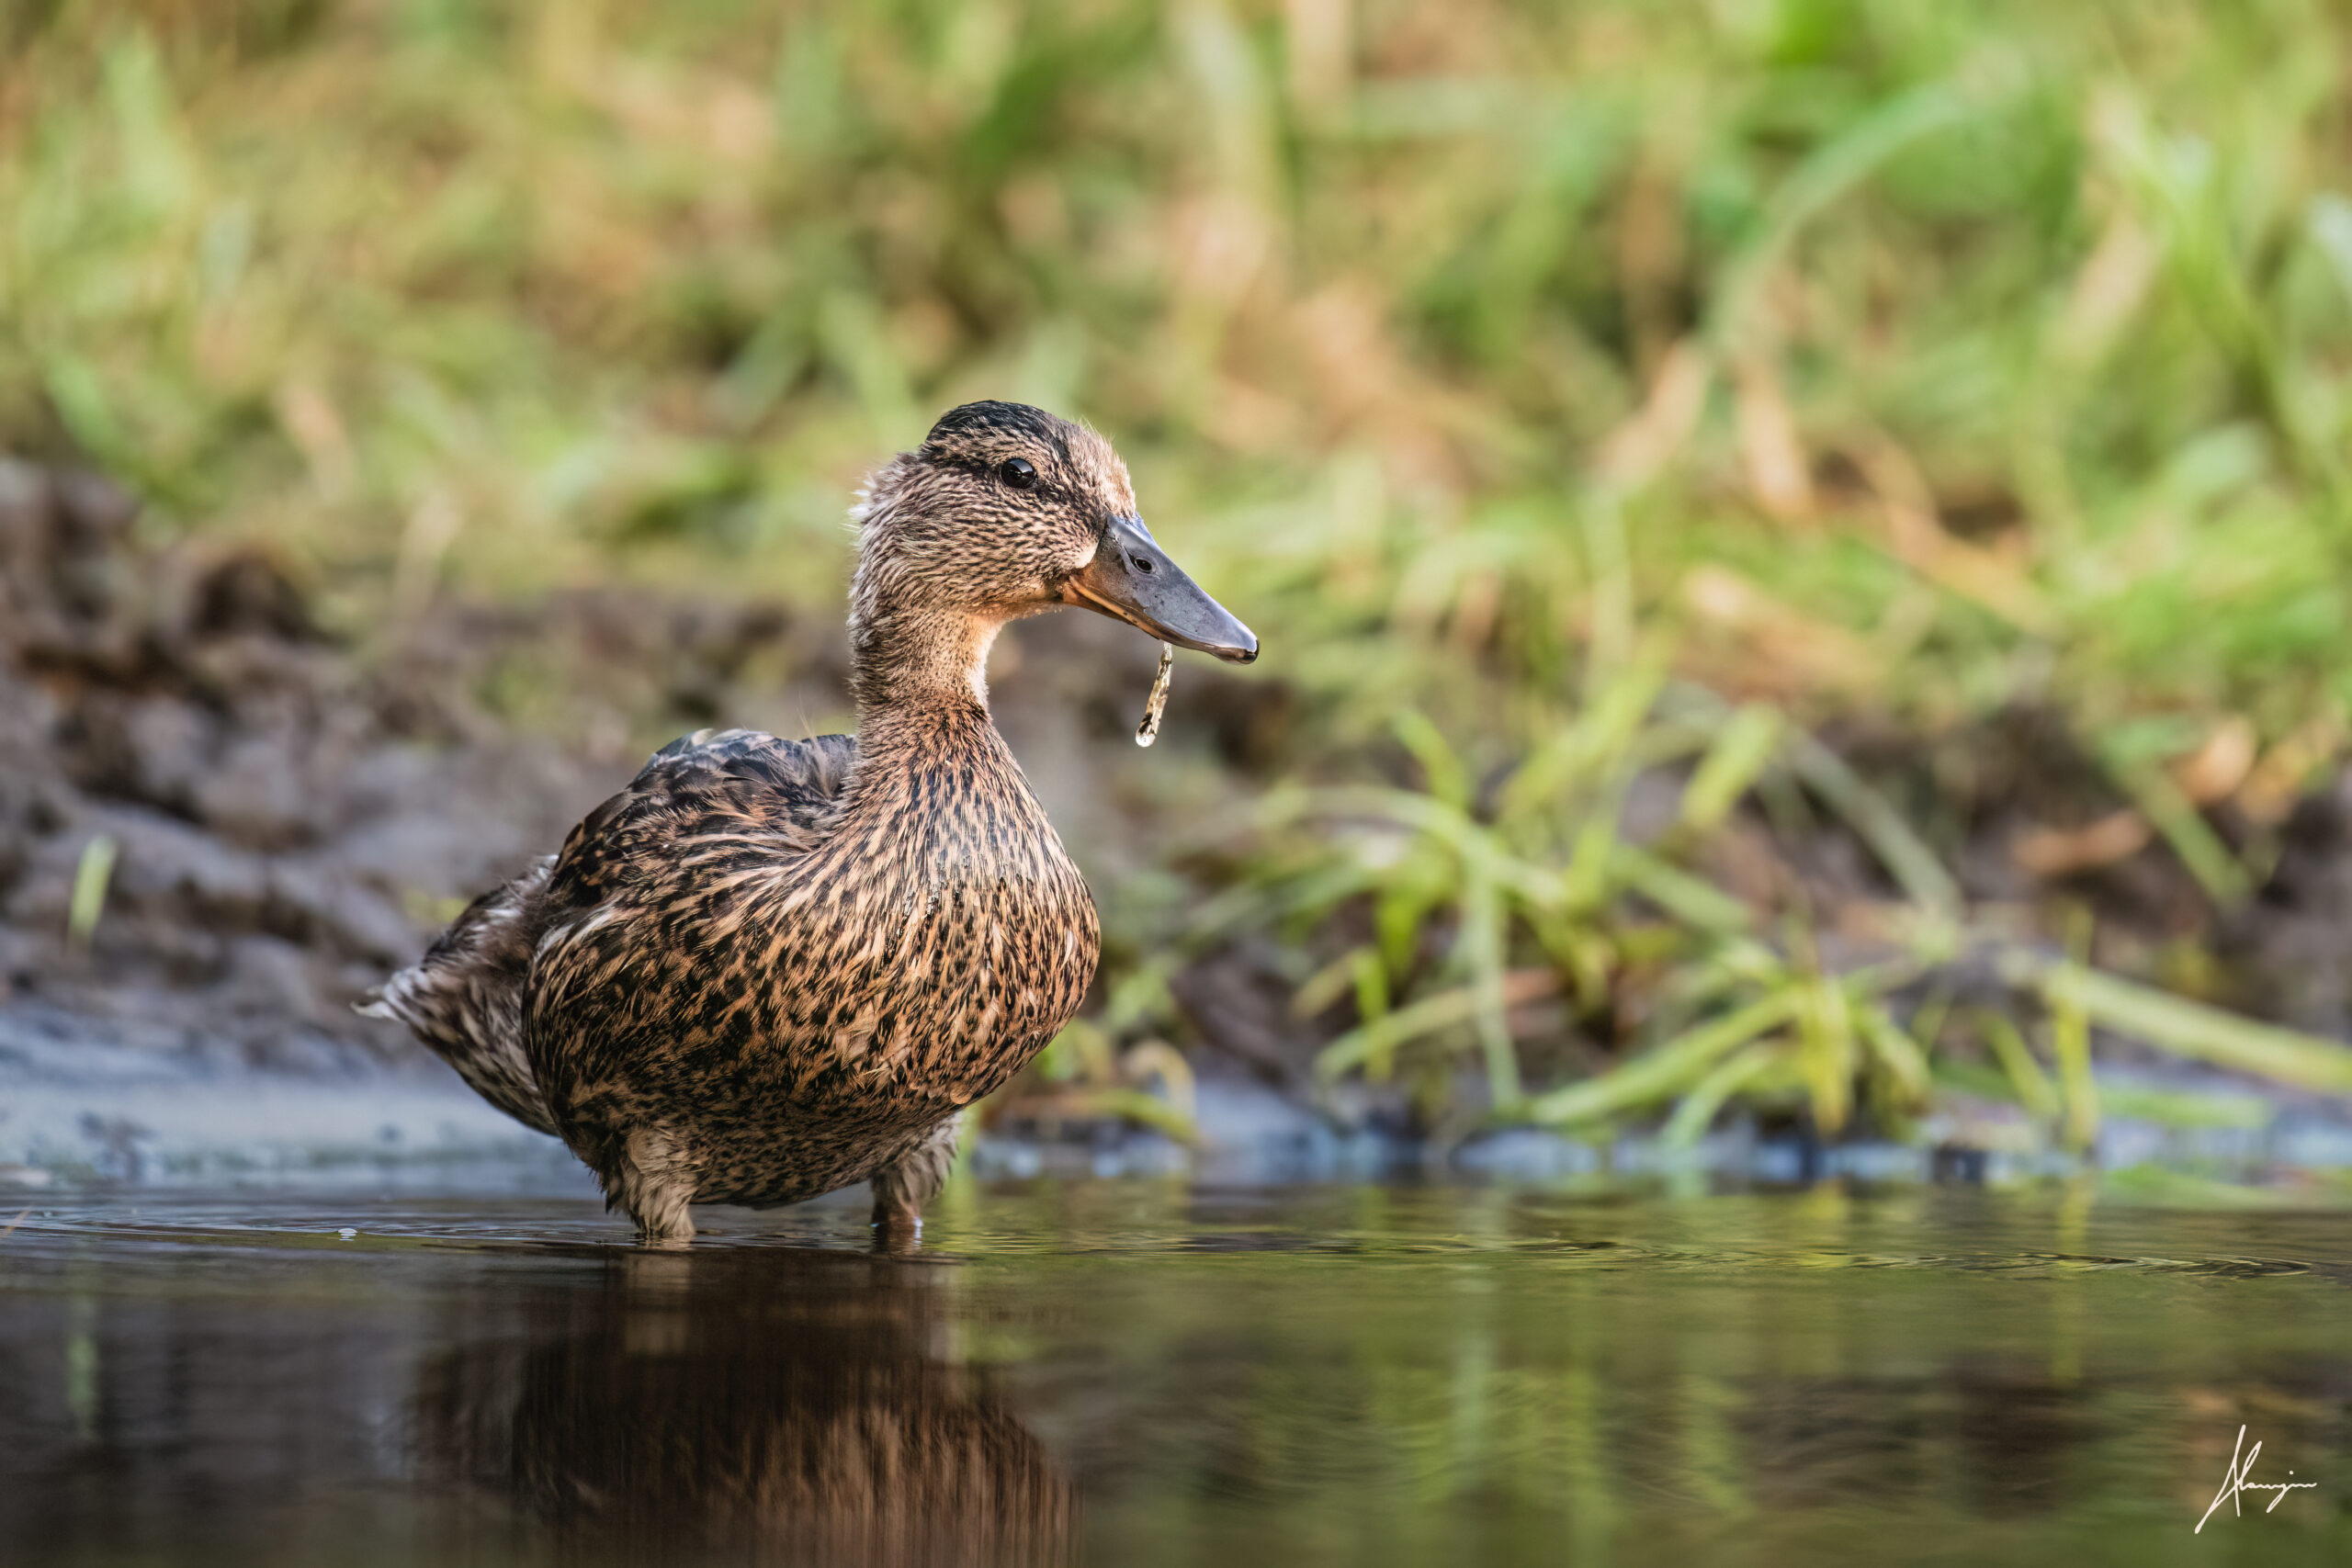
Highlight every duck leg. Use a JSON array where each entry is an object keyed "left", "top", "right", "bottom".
[
  {"left": 869, "top": 1116, "right": 961, "bottom": 1244},
  {"left": 611, "top": 1125, "right": 699, "bottom": 1247}
]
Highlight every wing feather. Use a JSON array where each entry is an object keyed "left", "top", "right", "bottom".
[{"left": 361, "top": 728, "right": 857, "bottom": 1134}]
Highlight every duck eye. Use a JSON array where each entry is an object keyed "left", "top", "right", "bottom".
[{"left": 1000, "top": 457, "right": 1038, "bottom": 491}]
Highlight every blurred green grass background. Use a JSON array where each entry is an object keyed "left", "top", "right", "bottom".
[
  {"left": 13, "top": 0, "right": 2352, "bottom": 1147},
  {"left": 15, "top": 0, "right": 2352, "bottom": 735}
]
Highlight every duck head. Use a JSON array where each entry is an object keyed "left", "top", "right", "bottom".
[{"left": 850, "top": 402, "right": 1255, "bottom": 709}]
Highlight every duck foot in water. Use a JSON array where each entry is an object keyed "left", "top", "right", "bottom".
[
  {"left": 867, "top": 1118, "right": 959, "bottom": 1251},
  {"left": 871, "top": 1212, "right": 924, "bottom": 1255},
  {"left": 614, "top": 1126, "right": 699, "bottom": 1247}
]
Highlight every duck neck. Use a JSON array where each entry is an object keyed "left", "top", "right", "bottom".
[
  {"left": 849, "top": 606, "right": 1006, "bottom": 744},
  {"left": 844, "top": 608, "right": 1045, "bottom": 849}
]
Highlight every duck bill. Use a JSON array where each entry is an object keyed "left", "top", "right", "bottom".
[{"left": 1059, "top": 516, "right": 1258, "bottom": 663}]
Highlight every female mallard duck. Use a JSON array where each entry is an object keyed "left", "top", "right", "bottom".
[{"left": 362, "top": 401, "right": 1255, "bottom": 1242}]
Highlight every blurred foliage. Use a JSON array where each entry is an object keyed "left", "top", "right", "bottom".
[
  {"left": 8, "top": 0, "right": 2352, "bottom": 737},
  {"left": 11, "top": 0, "right": 2352, "bottom": 1144}
]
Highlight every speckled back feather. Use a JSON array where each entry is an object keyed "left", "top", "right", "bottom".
[{"left": 359, "top": 728, "right": 862, "bottom": 1139}]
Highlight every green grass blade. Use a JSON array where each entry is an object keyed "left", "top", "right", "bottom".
[
  {"left": 1497, "top": 654, "right": 1666, "bottom": 825},
  {"left": 66, "top": 834, "right": 118, "bottom": 955},
  {"left": 1524, "top": 989, "right": 1798, "bottom": 1127},
  {"left": 1316, "top": 973, "right": 1557, "bottom": 1083},
  {"left": 2015, "top": 955, "right": 2352, "bottom": 1093},
  {"left": 1611, "top": 845, "right": 1753, "bottom": 933},
  {"left": 2050, "top": 939, "right": 2100, "bottom": 1154},
  {"left": 1973, "top": 1008, "right": 2061, "bottom": 1123},
  {"left": 1061, "top": 1087, "right": 1202, "bottom": 1146},
  {"left": 1713, "top": 75, "right": 1984, "bottom": 345},
  {"left": 1459, "top": 867, "right": 1523, "bottom": 1109},
  {"left": 1678, "top": 703, "right": 1782, "bottom": 837},
  {"left": 2109, "top": 756, "right": 2252, "bottom": 905},
  {"left": 2098, "top": 1083, "right": 2272, "bottom": 1130},
  {"left": 1661, "top": 1042, "right": 1782, "bottom": 1149},
  {"left": 1795, "top": 975, "right": 1857, "bottom": 1134},
  {"left": 1393, "top": 709, "right": 1472, "bottom": 811},
  {"left": 1855, "top": 1002, "right": 1932, "bottom": 1108},
  {"left": 1786, "top": 737, "right": 1962, "bottom": 917}
]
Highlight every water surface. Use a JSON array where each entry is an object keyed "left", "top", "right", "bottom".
[{"left": 3, "top": 1181, "right": 2347, "bottom": 1565}]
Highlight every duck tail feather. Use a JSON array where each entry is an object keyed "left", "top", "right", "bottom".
[{"left": 363, "top": 857, "right": 563, "bottom": 1137}]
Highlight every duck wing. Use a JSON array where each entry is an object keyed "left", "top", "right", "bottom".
[
  {"left": 360, "top": 728, "right": 856, "bottom": 1135},
  {"left": 539, "top": 728, "right": 857, "bottom": 910}
]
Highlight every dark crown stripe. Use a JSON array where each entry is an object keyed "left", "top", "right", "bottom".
[{"left": 922, "top": 400, "right": 1073, "bottom": 464}]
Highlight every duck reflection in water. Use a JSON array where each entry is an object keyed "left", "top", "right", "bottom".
[{"left": 414, "top": 1246, "right": 1076, "bottom": 1566}]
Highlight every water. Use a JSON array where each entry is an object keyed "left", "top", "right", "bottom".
[{"left": 3, "top": 1179, "right": 2347, "bottom": 1566}]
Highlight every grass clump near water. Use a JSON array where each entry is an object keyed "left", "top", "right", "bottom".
[
  {"left": 1182, "top": 659, "right": 2352, "bottom": 1156},
  {"left": 12, "top": 0, "right": 2352, "bottom": 1145}
]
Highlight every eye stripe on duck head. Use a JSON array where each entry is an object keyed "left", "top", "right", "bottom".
[{"left": 919, "top": 407, "right": 1069, "bottom": 499}]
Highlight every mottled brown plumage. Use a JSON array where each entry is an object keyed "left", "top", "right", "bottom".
[{"left": 362, "top": 402, "right": 1256, "bottom": 1241}]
